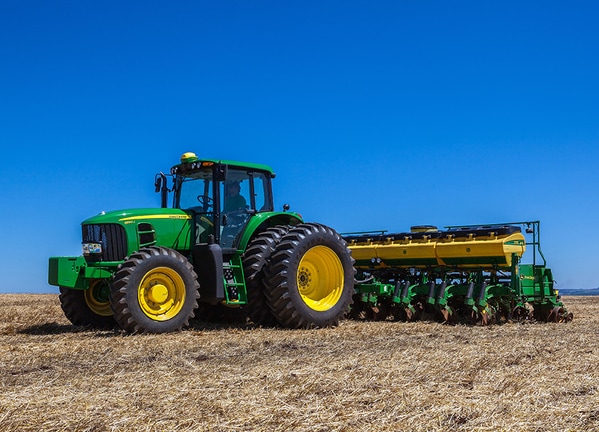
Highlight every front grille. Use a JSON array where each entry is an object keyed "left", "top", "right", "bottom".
[{"left": 82, "top": 224, "right": 128, "bottom": 262}]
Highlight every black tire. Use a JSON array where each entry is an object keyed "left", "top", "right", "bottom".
[
  {"left": 242, "top": 226, "right": 289, "bottom": 326},
  {"left": 59, "top": 280, "right": 116, "bottom": 329},
  {"left": 263, "top": 223, "right": 355, "bottom": 328},
  {"left": 110, "top": 246, "right": 200, "bottom": 333}
]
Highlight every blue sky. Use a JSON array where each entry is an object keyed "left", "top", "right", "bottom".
[{"left": 1, "top": 1, "right": 597, "bottom": 293}]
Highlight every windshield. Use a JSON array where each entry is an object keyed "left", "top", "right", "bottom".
[{"left": 177, "top": 169, "right": 214, "bottom": 212}]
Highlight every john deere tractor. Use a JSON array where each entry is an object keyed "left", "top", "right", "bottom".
[{"left": 48, "top": 152, "right": 355, "bottom": 333}]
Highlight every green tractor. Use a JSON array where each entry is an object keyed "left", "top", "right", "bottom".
[{"left": 48, "top": 152, "right": 355, "bottom": 333}]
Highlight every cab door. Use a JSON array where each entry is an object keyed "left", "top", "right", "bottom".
[{"left": 219, "top": 170, "right": 252, "bottom": 249}]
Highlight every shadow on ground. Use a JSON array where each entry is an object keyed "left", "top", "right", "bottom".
[
  {"left": 18, "top": 322, "right": 101, "bottom": 335},
  {"left": 16, "top": 316, "right": 261, "bottom": 336}
]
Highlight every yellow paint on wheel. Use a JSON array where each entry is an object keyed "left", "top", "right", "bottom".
[
  {"left": 84, "top": 280, "right": 113, "bottom": 317},
  {"left": 138, "top": 267, "right": 186, "bottom": 321},
  {"left": 297, "top": 246, "right": 344, "bottom": 311},
  {"left": 148, "top": 284, "right": 169, "bottom": 303}
]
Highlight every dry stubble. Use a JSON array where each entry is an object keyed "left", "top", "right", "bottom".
[{"left": 0, "top": 294, "right": 598, "bottom": 431}]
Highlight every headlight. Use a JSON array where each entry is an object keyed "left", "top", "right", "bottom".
[{"left": 82, "top": 243, "right": 103, "bottom": 255}]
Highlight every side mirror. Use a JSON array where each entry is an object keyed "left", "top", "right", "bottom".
[{"left": 155, "top": 172, "right": 169, "bottom": 208}]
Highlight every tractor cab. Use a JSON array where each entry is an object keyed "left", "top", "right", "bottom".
[{"left": 165, "top": 152, "right": 275, "bottom": 252}]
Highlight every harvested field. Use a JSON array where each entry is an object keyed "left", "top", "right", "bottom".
[{"left": 1, "top": 294, "right": 598, "bottom": 431}]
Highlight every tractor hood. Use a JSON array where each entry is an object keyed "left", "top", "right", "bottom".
[
  {"left": 81, "top": 208, "right": 194, "bottom": 258},
  {"left": 82, "top": 208, "right": 192, "bottom": 225}
]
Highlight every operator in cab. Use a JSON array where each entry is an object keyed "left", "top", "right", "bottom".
[{"left": 223, "top": 181, "right": 247, "bottom": 213}]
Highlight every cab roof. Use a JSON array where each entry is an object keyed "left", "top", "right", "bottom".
[{"left": 171, "top": 152, "right": 275, "bottom": 176}]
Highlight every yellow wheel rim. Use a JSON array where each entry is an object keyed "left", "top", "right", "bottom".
[
  {"left": 297, "top": 246, "right": 344, "bottom": 311},
  {"left": 84, "top": 280, "right": 112, "bottom": 316},
  {"left": 138, "top": 267, "right": 186, "bottom": 321}
]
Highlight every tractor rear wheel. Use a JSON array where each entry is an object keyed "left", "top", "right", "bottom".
[
  {"left": 263, "top": 223, "right": 355, "bottom": 328},
  {"left": 110, "top": 246, "right": 200, "bottom": 333},
  {"left": 59, "top": 280, "right": 115, "bottom": 329},
  {"left": 243, "top": 226, "right": 289, "bottom": 326}
]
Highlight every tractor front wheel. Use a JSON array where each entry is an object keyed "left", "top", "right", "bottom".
[
  {"left": 59, "top": 280, "right": 115, "bottom": 329},
  {"left": 264, "top": 223, "right": 355, "bottom": 328},
  {"left": 111, "top": 246, "right": 200, "bottom": 333}
]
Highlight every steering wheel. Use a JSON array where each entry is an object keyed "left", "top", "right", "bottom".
[{"left": 196, "top": 195, "right": 214, "bottom": 210}]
